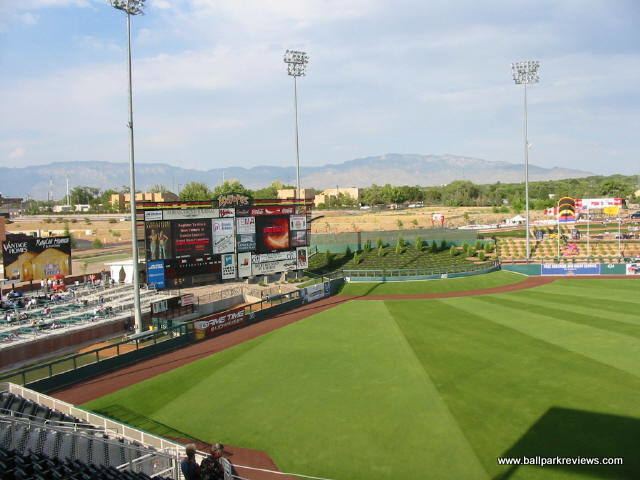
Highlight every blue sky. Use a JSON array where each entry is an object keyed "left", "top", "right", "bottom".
[{"left": 1, "top": 0, "right": 639, "bottom": 175}]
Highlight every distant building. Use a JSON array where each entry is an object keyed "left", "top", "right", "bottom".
[
  {"left": 109, "top": 191, "right": 179, "bottom": 210},
  {"left": 276, "top": 189, "right": 315, "bottom": 201},
  {"left": 52, "top": 205, "right": 73, "bottom": 213},
  {"left": 313, "top": 187, "right": 360, "bottom": 207},
  {"left": 0, "top": 194, "right": 24, "bottom": 217}
]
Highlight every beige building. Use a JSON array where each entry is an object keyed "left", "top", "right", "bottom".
[
  {"left": 313, "top": 187, "right": 360, "bottom": 207},
  {"left": 110, "top": 191, "right": 179, "bottom": 210},
  {"left": 276, "top": 189, "right": 315, "bottom": 201}
]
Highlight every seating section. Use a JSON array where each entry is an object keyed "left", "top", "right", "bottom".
[
  {"left": 0, "top": 447, "right": 163, "bottom": 480},
  {"left": 0, "top": 391, "right": 175, "bottom": 479},
  {"left": 0, "top": 392, "right": 80, "bottom": 425}
]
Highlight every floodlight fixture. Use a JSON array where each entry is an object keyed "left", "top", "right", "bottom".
[
  {"left": 108, "top": 0, "right": 145, "bottom": 15},
  {"left": 512, "top": 60, "right": 540, "bottom": 85},
  {"left": 284, "top": 50, "right": 309, "bottom": 77}
]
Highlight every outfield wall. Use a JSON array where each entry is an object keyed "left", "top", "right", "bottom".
[
  {"left": 502, "top": 263, "right": 637, "bottom": 276},
  {"left": 345, "top": 264, "right": 499, "bottom": 282}
]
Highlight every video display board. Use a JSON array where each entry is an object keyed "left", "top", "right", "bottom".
[
  {"left": 2, "top": 234, "right": 72, "bottom": 281},
  {"left": 141, "top": 199, "right": 312, "bottom": 287},
  {"left": 256, "top": 216, "right": 290, "bottom": 253}
]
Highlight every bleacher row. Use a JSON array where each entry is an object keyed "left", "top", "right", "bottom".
[
  {"left": 0, "top": 282, "right": 169, "bottom": 347},
  {"left": 0, "top": 391, "right": 176, "bottom": 479}
]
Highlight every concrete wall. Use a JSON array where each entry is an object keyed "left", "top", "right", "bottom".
[{"left": 0, "top": 317, "right": 128, "bottom": 369}]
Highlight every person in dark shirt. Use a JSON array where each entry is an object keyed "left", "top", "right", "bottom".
[
  {"left": 200, "top": 444, "right": 225, "bottom": 480},
  {"left": 180, "top": 444, "right": 200, "bottom": 480}
]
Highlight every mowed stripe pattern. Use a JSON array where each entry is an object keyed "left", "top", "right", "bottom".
[{"left": 84, "top": 279, "right": 640, "bottom": 480}]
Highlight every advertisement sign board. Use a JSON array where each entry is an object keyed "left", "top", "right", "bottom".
[
  {"left": 290, "top": 215, "right": 307, "bottom": 231},
  {"left": 290, "top": 230, "right": 308, "bottom": 247},
  {"left": 237, "top": 252, "right": 252, "bottom": 278},
  {"left": 144, "top": 210, "right": 163, "bottom": 221},
  {"left": 302, "top": 283, "right": 325, "bottom": 303},
  {"left": 194, "top": 306, "right": 247, "bottom": 340},
  {"left": 249, "top": 206, "right": 295, "bottom": 216},
  {"left": 541, "top": 263, "right": 601, "bottom": 276},
  {"left": 251, "top": 251, "right": 297, "bottom": 275},
  {"left": 296, "top": 247, "right": 308, "bottom": 270},
  {"left": 256, "top": 216, "right": 290, "bottom": 253},
  {"left": 626, "top": 263, "right": 640, "bottom": 275},
  {"left": 212, "top": 218, "right": 235, "bottom": 254},
  {"left": 2, "top": 235, "right": 72, "bottom": 281},
  {"left": 236, "top": 234, "right": 257, "bottom": 252},
  {"left": 147, "top": 260, "right": 166, "bottom": 289},
  {"left": 236, "top": 217, "right": 256, "bottom": 234},
  {"left": 576, "top": 198, "right": 624, "bottom": 210},
  {"left": 162, "top": 208, "right": 218, "bottom": 220},
  {"left": 221, "top": 253, "right": 237, "bottom": 279},
  {"left": 145, "top": 221, "right": 173, "bottom": 261}
]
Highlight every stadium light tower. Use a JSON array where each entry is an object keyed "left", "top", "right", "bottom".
[
  {"left": 512, "top": 60, "right": 540, "bottom": 261},
  {"left": 283, "top": 50, "right": 309, "bottom": 199},
  {"left": 109, "top": 0, "right": 145, "bottom": 332}
]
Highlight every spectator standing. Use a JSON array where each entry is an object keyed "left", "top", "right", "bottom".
[
  {"left": 200, "top": 444, "right": 225, "bottom": 480},
  {"left": 180, "top": 444, "right": 200, "bottom": 480}
]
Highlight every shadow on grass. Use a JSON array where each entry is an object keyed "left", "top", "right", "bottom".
[
  {"left": 494, "top": 407, "right": 639, "bottom": 480},
  {"left": 91, "top": 404, "right": 199, "bottom": 442}
]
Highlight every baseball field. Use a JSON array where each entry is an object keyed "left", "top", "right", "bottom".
[{"left": 82, "top": 274, "right": 640, "bottom": 480}]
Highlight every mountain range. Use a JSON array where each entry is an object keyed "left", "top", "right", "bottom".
[{"left": 1, "top": 154, "right": 594, "bottom": 200}]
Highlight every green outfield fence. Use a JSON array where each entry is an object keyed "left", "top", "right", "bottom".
[
  {"left": 343, "top": 261, "right": 499, "bottom": 282},
  {"left": 0, "top": 279, "right": 346, "bottom": 394},
  {"left": 311, "top": 228, "right": 479, "bottom": 253}
]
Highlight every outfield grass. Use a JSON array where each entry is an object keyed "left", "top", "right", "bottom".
[
  {"left": 339, "top": 269, "right": 524, "bottom": 296},
  {"left": 84, "top": 278, "right": 640, "bottom": 480}
]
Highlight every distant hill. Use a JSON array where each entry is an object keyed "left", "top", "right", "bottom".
[{"left": 0, "top": 154, "right": 594, "bottom": 199}]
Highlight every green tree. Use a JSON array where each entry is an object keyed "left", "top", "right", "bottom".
[
  {"left": 440, "top": 239, "right": 448, "bottom": 251},
  {"left": 450, "top": 245, "right": 457, "bottom": 257},
  {"left": 415, "top": 237, "right": 423, "bottom": 251},
  {"left": 179, "top": 182, "right": 213, "bottom": 201},
  {"left": 149, "top": 184, "right": 169, "bottom": 193},
  {"left": 92, "top": 238, "right": 103, "bottom": 249},
  {"left": 430, "top": 240, "right": 438, "bottom": 253},
  {"left": 213, "top": 180, "right": 253, "bottom": 200}
]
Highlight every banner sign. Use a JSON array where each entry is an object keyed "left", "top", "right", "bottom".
[
  {"left": 626, "top": 263, "right": 640, "bottom": 275},
  {"left": 250, "top": 206, "right": 295, "bottom": 216},
  {"left": 541, "top": 263, "right": 601, "bottom": 276},
  {"left": 236, "top": 234, "right": 257, "bottom": 252},
  {"left": 296, "top": 247, "right": 308, "bottom": 270},
  {"left": 181, "top": 293, "right": 195, "bottom": 306},
  {"left": 576, "top": 198, "right": 623, "bottom": 210},
  {"left": 290, "top": 215, "right": 307, "bottom": 231},
  {"left": 212, "top": 218, "right": 235, "bottom": 254},
  {"left": 147, "top": 260, "right": 166, "bottom": 289},
  {"left": 162, "top": 208, "right": 218, "bottom": 220},
  {"left": 252, "top": 251, "right": 296, "bottom": 264},
  {"left": 217, "top": 208, "right": 236, "bottom": 218},
  {"left": 144, "top": 210, "right": 163, "bottom": 221},
  {"left": 2, "top": 235, "right": 72, "bottom": 281},
  {"left": 236, "top": 216, "right": 256, "bottom": 234},
  {"left": 238, "top": 252, "right": 252, "bottom": 277},
  {"left": 221, "top": 253, "right": 237, "bottom": 279},
  {"left": 194, "top": 306, "right": 247, "bottom": 340},
  {"left": 302, "top": 283, "right": 326, "bottom": 304}
]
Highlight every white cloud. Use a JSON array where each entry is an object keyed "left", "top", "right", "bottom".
[{"left": 8, "top": 147, "right": 26, "bottom": 159}]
